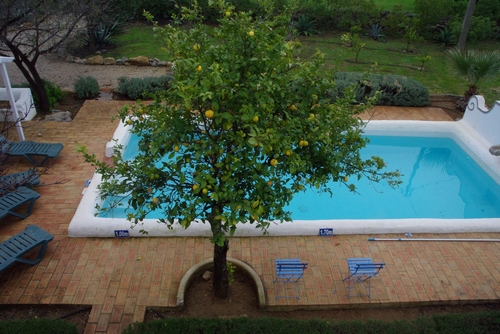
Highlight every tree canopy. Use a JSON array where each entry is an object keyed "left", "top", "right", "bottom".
[{"left": 81, "top": 0, "right": 400, "bottom": 298}]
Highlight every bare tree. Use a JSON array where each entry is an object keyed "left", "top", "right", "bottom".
[{"left": 0, "top": 0, "right": 111, "bottom": 114}]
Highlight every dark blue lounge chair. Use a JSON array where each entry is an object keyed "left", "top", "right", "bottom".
[
  {"left": 0, "top": 225, "right": 53, "bottom": 272},
  {"left": 0, "top": 170, "right": 40, "bottom": 191},
  {"left": 0, "top": 134, "right": 63, "bottom": 166},
  {"left": 0, "top": 186, "right": 40, "bottom": 220}
]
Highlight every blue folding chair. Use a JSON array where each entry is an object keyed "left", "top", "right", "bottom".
[
  {"left": 274, "top": 258, "right": 308, "bottom": 299},
  {"left": 343, "top": 258, "right": 385, "bottom": 298}
]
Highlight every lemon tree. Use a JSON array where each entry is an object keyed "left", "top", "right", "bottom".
[{"left": 81, "top": 0, "right": 400, "bottom": 299}]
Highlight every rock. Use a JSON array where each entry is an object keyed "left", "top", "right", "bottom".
[
  {"left": 86, "top": 55, "right": 104, "bottom": 65},
  {"left": 103, "top": 57, "right": 116, "bottom": 65},
  {"left": 45, "top": 110, "right": 72, "bottom": 122},
  {"left": 129, "top": 56, "right": 150, "bottom": 66},
  {"left": 201, "top": 270, "right": 212, "bottom": 281},
  {"left": 150, "top": 58, "right": 160, "bottom": 66}
]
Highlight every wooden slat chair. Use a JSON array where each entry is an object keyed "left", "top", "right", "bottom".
[
  {"left": 274, "top": 258, "right": 308, "bottom": 299},
  {"left": 0, "top": 186, "right": 40, "bottom": 220},
  {"left": 343, "top": 258, "right": 385, "bottom": 298},
  {"left": 0, "top": 225, "right": 53, "bottom": 272}
]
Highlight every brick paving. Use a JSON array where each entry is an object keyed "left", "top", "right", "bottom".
[{"left": 1, "top": 101, "right": 500, "bottom": 333}]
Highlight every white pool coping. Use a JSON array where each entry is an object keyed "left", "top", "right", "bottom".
[{"left": 69, "top": 99, "right": 500, "bottom": 238}]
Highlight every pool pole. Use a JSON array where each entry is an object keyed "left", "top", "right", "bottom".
[{"left": 368, "top": 237, "right": 500, "bottom": 242}]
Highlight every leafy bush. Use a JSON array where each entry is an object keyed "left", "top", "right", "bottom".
[
  {"left": 87, "top": 21, "right": 125, "bottom": 46},
  {"left": 117, "top": 75, "right": 174, "bottom": 100},
  {"left": 433, "top": 310, "right": 500, "bottom": 334},
  {"left": 124, "top": 310, "right": 500, "bottom": 334},
  {"left": 328, "top": 72, "right": 430, "bottom": 107},
  {"left": 0, "top": 318, "right": 78, "bottom": 334},
  {"left": 434, "top": 26, "right": 455, "bottom": 46},
  {"left": 366, "top": 23, "right": 386, "bottom": 42},
  {"left": 74, "top": 76, "right": 100, "bottom": 99},
  {"left": 293, "top": 15, "right": 318, "bottom": 36},
  {"left": 43, "top": 79, "right": 65, "bottom": 110},
  {"left": 123, "top": 317, "right": 429, "bottom": 334},
  {"left": 11, "top": 80, "right": 64, "bottom": 112}
]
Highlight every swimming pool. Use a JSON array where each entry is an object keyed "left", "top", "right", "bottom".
[
  {"left": 101, "top": 133, "right": 500, "bottom": 220},
  {"left": 69, "top": 119, "right": 500, "bottom": 237}
]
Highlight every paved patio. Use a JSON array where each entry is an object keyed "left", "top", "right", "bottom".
[{"left": 1, "top": 101, "right": 500, "bottom": 334}]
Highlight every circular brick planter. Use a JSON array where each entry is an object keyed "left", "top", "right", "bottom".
[{"left": 176, "top": 257, "right": 266, "bottom": 309}]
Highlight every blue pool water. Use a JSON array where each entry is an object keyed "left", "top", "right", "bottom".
[{"left": 103, "top": 135, "right": 500, "bottom": 220}]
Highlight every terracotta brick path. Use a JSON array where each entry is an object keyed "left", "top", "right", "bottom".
[{"left": 1, "top": 101, "right": 499, "bottom": 333}]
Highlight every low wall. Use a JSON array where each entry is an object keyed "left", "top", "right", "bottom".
[{"left": 0, "top": 88, "right": 37, "bottom": 121}]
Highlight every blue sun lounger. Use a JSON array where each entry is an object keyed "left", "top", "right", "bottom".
[
  {"left": 0, "top": 186, "right": 40, "bottom": 220},
  {"left": 0, "top": 225, "right": 53, "bottom": 272},
  {"left": 0, "top": 134, "right": 63, "bottom": 166},
  {"left": 0, "top": 170, "right": 40, "bottom": 191}
]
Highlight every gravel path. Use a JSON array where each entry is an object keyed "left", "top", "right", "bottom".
[{"left": 1, "top": 53, "right": 170, "bottom": 91}]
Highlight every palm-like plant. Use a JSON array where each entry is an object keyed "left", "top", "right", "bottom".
[{"left": 447, "top": 48, "right": 500, "bottom": 109}]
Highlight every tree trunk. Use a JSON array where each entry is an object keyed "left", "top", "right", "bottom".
[
  {"left": 4, "top": 39, "right": 51, "bottom": 114},
  {"left": 213, "top": 239, "right": 229, "bottom": 299},
  {"left": 457, "top": 0, "right": 476, "bottom": 51}
]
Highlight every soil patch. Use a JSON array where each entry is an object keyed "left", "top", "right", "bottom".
[
  {"left": 145, "top": 268, "right": 500, "bottom": 323},
  {"left": 0, "top": 304, "right": 91, "bottom": 334}
]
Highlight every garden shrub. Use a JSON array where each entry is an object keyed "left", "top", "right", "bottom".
[
  {"left": 432, "top": 310, "right": 500, "bottom": 334},
  {"left": 123, "top": 311, "right": 500, "bottom": 333},
  {"left": 0, "top": 318, "right": 78, "bottom": 334},
  {"left": 74, "top": 76, "right": 100, "bottom": 99},
  {"left": 117, "top": 75, "right": 174, "bottom": 100},
  {"left": 43, "top": 79, "right": 65, "bottom": 110},
  {"left": 15, "top": 80, "right": 65, "bottom": 111},
  {"left": 328, "top": 72, "right": 430, "bottom": 107},
  {"left": 123, "top": 316, "right": 434, "bottom": 334}
]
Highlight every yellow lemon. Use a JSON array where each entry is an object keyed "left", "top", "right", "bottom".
[
  {"left": 252, "top": 115, "right": 259, "bottom": 122},
  {"left": 173, "top": 145, "right": 180, "bottom": 152},
  {"left": 267, "top": 180, "right": 273, "bottom": 186},
  {"left": 196, "top": 65, "right": 202, "bottom": 72},
  {"left": 270, "top": 159, "right": 278, "bottom": 167},
  {"left": 202, "top": 188, "right": 208, "bottom": 195},
  {"left": 205, "top": 110, "right": 214, "bottom": 119},
  {"left": 193, "top": 43, "right": 200, "bottom": 51},
  {"left": 289, "top": 104, "right": 297, "bottom": 111},
  {"left": 192, "top": 184, "right": 199, "bottom": 191},
  {"left": 344, "top": 176, "right": 349, "bottom": 182},
  {"left": 225, "top": 11, "right": 231, "bottom": 17},
  {"left": 152, "top": 197, "right": 159, "bottom": 205},
  {"left": 285, "top": 149, "right": 292, "bottom": 156},
  {"left": 248, "top": 30, "right": 255, "bottom": 37},
  {"left": 126, "top": 119, "right": 133, "bottom": 125}
]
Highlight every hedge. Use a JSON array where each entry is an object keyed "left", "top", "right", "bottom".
[{"left": 328, "top": 72, "right": 430, "bottom": 107}]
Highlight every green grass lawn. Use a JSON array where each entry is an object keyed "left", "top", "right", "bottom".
[
  {"left": 102, "top": 24, "right": 500, "bottom": 105},
  {"left": 300, "top": 32, "right": 500, "bottom": 104}
]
